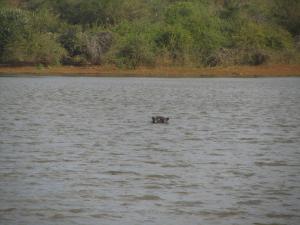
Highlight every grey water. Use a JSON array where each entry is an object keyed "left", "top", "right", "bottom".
[{"left": 0, "top": 77, "right": 300, "bottom": 225}]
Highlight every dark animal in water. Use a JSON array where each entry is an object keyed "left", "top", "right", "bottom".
[{"left": 152, "top": 116, "right": 169, "bottom": 124}]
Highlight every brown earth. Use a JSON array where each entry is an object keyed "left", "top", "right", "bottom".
[{"left": 0, "top": 64, "right": 300, "bottom": 77}]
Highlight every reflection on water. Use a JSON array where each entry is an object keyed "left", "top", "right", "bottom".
[{"left": 0, "top": 77, "right": 300, "bottom": 225}]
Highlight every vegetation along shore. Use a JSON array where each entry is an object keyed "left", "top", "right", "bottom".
[{"left": 0, "top": 0, "right": 299, "bottom": 72}]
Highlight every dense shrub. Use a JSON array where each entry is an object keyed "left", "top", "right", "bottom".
[
  {"left": 164, "top": 1, "right": 226, "bottom": 65},
  {"left": 0, "top": 8, "right": 65, "bottom": 65},
  {"left": 59, "top": 26, "right": 85, "bottom": 58},
  {"left": 233, "top": 21, "right": 293, "bottom": 51},
  {"left": 112, "top": 34, "right": 155, "bottom": 69},
  {"left": 271, "top": 0, "right": 300, "bottom": 35},
  {"left": 3, "top": 32, "right": 66, "bottom": 65},
  {"left": 242, "top": 51, "right": 270, "bottom": 65},
  {"left": 155, "top": 25, "right": 193, "bottom": 64},
  {"left": 0, "top": 0, "right": 299, "bottom": 67},
  {"left": 0, "top": 8, "right": 31, "bottom": 58}
]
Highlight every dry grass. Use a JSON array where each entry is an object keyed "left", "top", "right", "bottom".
[{"left": 0, "top": 64, "right": 300, "bottom": 77}]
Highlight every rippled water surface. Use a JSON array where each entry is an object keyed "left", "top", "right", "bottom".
[{"left": 0, "top": 77, "right": 300, "bottom": 225}]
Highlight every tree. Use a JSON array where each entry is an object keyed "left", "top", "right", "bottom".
[
  {"left": 272, "top": 0, "right": 300, "bottom": 35},
  {"left": 113, "top": 34, "right": 155, "bottom": 68},
  {"left": 155, "top": 25, "right": 193, "bottom": 64},
  {"left": 0, "top": 8, "right": 31, "bottom": 61},
  {"left": 3, "top": 32, "right": 66, "bottom": 65}
]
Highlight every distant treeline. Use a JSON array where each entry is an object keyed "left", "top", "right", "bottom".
[{"left": 0, "top": 0, "right": 299, "bottom": 68}]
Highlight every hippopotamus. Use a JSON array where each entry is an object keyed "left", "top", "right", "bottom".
[{"left": 152, "top": 116, "right": 169, "bottom": 124}]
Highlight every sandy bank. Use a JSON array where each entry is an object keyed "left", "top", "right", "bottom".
[{"left": 0, "top": 65, "right": 300, "bottom": 77}]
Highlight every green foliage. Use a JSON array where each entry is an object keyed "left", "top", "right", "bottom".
[
  {"left": 0, "top": 0, "right": 7, "bottom": 7},
  {"left": 28, "top": 33, "right": 66, "bottom": 65},
  {"left": 109, "top": 20, "right": 159, "bottom": 68},
  {"left": 219, "top": 0, "right": 244, "bottom": 19},
  {"left": 0, "top": 8, "right": 65, "bottom": 65},
  {"left": 112, "top": 34, "right": 155, "bottom": 69},
  {"left": 60, "top": 26, "right": 113, "bottom": 65},
  {"left": 155, "top": 25, "right": 193, "bottom": 64},
  {"left": 31, "top": 9, "right": 64, "bottom": 33},
  {"left": 60, "top": 25, "right": 85, "bottom": 58},
  {"left": 164, "top": 1, "right": 226, "bottom": 65},
  {"left": 233, "top": 21, "right": 293, "bottom": 50},
  {"left": 271, "top": 0, "right": 300, "bottom": 35},
  {"left": 58, "top": 0, "right": 114, "bottom": 26},
  {"left": 264, "top": 26, "right": 294, "bottom": 50},
  {"left": 3, "top": 32, "right": 66, "bottom": 65},
  {"left": 0, "top": 8, "right": 31, "bottom": 56},
  {"left": 0, "top": 0, "right": 299, "bottom": 67}
]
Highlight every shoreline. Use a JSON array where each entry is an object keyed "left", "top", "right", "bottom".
[{"left": 0, "top": 65, "right": 300, "bottom": 77}]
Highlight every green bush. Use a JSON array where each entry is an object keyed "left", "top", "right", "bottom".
[
  {"left": 164, "top": 1, "right": 226, "bottom": 65},
  {"left": 29, "top": 33, "right": 66, "bottom": 65},
  {"left": 3, "top": 32, "right": 66, "bottom": 66},
  {"left": 233, "top": 21, "right": 294, "bottom": 51},
  {"left": 60, "top": 25, "right": 86, "bottom": 58},
  {"left": 271, "top": 0, "right": 300, "bottom": 35},
  {"left": 31, "top": 8, "right": 63, "bottom": 33},
  {"left": 0, "top": 7, "right": 66, "bottom": 65},
  {"left": 112, "top": 34, "right": 155, "bottom": 69},
  {"left": 264, "top": 26, "right": 293, "bottom": 50},
  {"left": 0, "top": 8, "right": 31, "bottom": 59},
  {"left": 0, "top": 0, "right": 299, "bottom": 67},
  {"left": 0, "top": 0, "right": 7, "bottom": 7},
  {"left": 155, "top": 25, "right": 193, "bottom": 64}
]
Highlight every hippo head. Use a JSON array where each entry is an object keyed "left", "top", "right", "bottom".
[
  {"left": 152, "top": 116, "right": 169, "bottom": 124},
  {"left": 152, "top": 117, "right": 156, "bottom": 123}
]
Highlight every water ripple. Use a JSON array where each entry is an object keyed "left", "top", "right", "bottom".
[{"left": 0, "top": 77, "right": 300, "bottom": 225}]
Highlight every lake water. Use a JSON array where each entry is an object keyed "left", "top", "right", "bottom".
[{"left": 0, "top": 77, "right": 300, "bottom": 225}]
